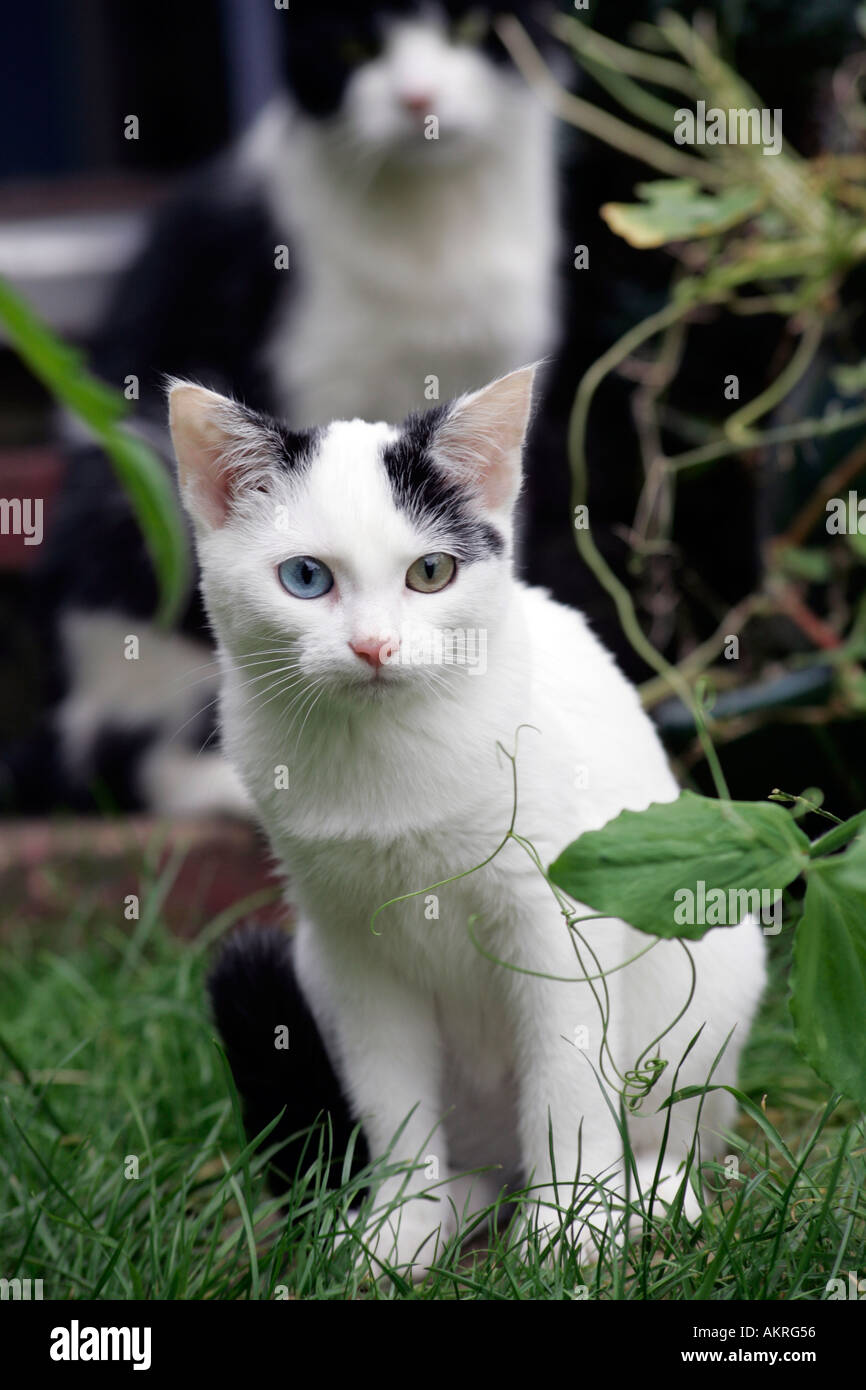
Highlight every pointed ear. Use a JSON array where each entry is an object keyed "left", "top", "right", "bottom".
[
  {"left": 168, "top": 381, "right": 280, "bottom": 529},
  {"left": 431, "top": 363, "right": 538, "bottom": 513}
]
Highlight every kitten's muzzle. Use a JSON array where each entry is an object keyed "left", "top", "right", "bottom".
[{"left": 349, "top": 635, "right": 400, "bottom": 671}]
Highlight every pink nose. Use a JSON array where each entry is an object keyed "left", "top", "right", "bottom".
[
  {"left": 349, "top": 636, "right": 398, "bottom": 669},
  {"left": 400, "top": 91, "right": 434, "bottom": 115}
]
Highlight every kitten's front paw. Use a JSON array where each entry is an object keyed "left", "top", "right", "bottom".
[
  {"left": 520, "top": 1200, "right": 615, "bottom": 1267},
  {"left": 351, "top": 1200, "right": 457, "bottom": 1284},
  {"left": 521, "top": 1164, "right": 703, "bottom": 1267},
  {"left": 633, "top": 1156, "right": 702, "bottom": 1226}
]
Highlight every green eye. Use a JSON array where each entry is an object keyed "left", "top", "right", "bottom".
[
  {"left": 278, "top": 556, "right": 334, "bottom": 599},
  {"left": 406, "top": 553, "right": 456, "bottom": 593}
]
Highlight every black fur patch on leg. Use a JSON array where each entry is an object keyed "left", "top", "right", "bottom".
[{"left": 208, "top": 924, "right": 368, "bottom": 1192}]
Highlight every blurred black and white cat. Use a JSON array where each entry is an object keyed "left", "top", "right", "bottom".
[{"left": 24, "top": 0, "right": 563, "bottom": 815}]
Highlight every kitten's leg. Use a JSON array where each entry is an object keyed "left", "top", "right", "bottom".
[
  {"left": 625, "top": 917, "right": 767, "bottom": 1228},
  {"left": 631, "top": 1152, "right": 702, "bottom": 1225},
  {"left": 625, "top": 1085, "right": 733, "bottom": 1232},
  {"left": 511, "top": 973, "right": 628, "bottom": 1258},
  {"left": 293, "top": 924, "right": 458, "bottom": 1279}
]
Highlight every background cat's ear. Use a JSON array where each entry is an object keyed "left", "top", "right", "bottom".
[
  {"left": 432, "top": 363, "right": 538, "bottom": 513},
  {"left": 168, "top": 381, "right": 276, "bottom": 529}
]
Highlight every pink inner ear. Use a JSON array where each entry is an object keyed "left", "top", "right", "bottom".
[
  {"left": 175, "top": 420, "right": 232, "bottom": 528},
  {"left": 170, "top": 384, "right": 252, "bottom": 529},
  {"left": 433, "top": 367, "right": 535, "bottom": 511},
  {"left": 436, "top": 424, "right": 515, "bottom": 510}
]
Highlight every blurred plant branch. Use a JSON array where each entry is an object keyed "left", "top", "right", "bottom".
[
  {"left": 500, "top": 8, "right": 866, "bottom": 751},
  {"left": 0, "top": 276, "right": 189, "bottom": 627}
]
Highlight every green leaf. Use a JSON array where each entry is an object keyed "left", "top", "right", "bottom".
[
  {"left": 832, "top": 361, "right": 866, "bottom": 398},
  {"left": 101, "top": 430, "right": 190, "bottom": 626},
  {"left": 0, "top": 276, "right": 124, "bottom": 427},
  {"left": 790, "top": 836, "right": 866, "bottom": 1108},
  {"left": 600, "top": 179, "right": 762, "bottom": 249},
  {"left": 808, "top": 807, "right": 866, "bottom": 859},
  {"left": 846, "top": 529, "right": 866, "bottom": 565},
  {"left": 0, "top": 275, "right": 189, "bottom": 626},
  {"left": 548, "top": 790, "right": 810, "bottom": 939},
  {"left": 775, "top": 545, "right": 832, "bottom": 584}
]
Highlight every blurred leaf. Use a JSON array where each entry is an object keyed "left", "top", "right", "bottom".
[
  {"left": 832, "top": 361, "right": 866, "bottom": 397},
  {"left": 0, "top": 277, "right": 124, "bottom": 428},
  {"left": 776, "top": 546, "right": 833, "bottom": 584},
  {"left": 548, "top": 790, "right": 809, "bottom": 938},
  {"left": 100, "top": 430, "right": 190, "bottom": 628},
  {"left": 791, "top": 836, "right": 866, "bottom": 1108},
  {"left": 755, "top": 208, "right": 790, "bottom": 239},
  {"left": 601, "top": 179, "right": 762, "bottom": 249},
  {"left": 843, "top": 672, "right": 866, "bottom": 712},
  {"left": 0, "top": 275, "right": 189, "bottom": 626},
  {"left": 846, "top": 529, "right": 866, "bottom": 564}
]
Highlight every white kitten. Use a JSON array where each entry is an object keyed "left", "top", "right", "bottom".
[{"left": 169, "top": 365, "right": 766, "bottom": 1277}]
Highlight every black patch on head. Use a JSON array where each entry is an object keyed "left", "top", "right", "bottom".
[
  {"left": 275, "top": 422, "right": 321, "bottom": 474},
  {"left": 276, "top": 2, "right": 556, "bottom": 118},
  {"left": 381, "top": 404, "right": 505, "bottom": 561},
  {"left": 228, "top": 400, "right": 321, "bottom": 480}
]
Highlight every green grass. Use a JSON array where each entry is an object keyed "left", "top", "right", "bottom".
[{"left": 1, "top": 868, "right": 864, "bottom": 1301}]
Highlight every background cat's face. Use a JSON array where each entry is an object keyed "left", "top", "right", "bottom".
[
  {"left": 169, "top": 368, "right": 535, "bottom": 707},
  {"left": 279, "top": 2, "right": 553, "bottom": 162}
]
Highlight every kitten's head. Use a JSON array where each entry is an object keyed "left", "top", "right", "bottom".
[
  {"left": 277, "top": 1, "right": 554, "bottom": 163},
  {"left": 169, "top": 366, "right": 536, "bottom": 705}
]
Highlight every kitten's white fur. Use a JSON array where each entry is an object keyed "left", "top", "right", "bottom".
[{"left": 169, "top": 365, "right": 767, "bottom": 1278}]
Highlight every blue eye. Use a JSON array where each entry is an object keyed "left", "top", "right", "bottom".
[{"left": 277, "top": 556, "right": 334, "bottom": 599}]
